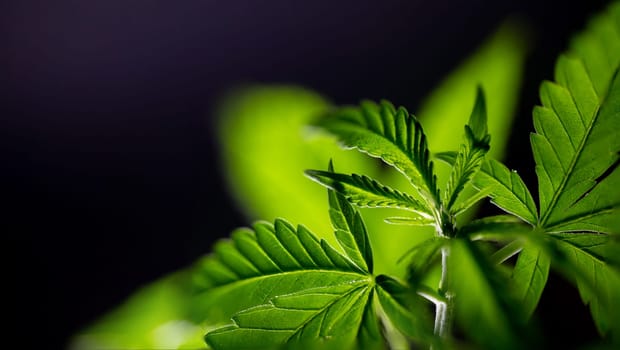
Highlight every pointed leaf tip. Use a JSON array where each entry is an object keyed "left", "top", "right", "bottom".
[{"left": 468, "top": 87, "right": 489, "bottom": 142}]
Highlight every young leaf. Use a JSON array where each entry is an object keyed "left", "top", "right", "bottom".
[
  {"left": 444, "top": 87, "right": 491, "bottom": 210},
  {"left": 312, "top": 100, "right": 439, "bottom": 208},
  {"left": 473, "top": 159, "right": 538, "bottom": 225},
  {"left": 306, "top": 170, "right": 432, "bottom": 218},
  {"left": 532, "top": 2, "right": 620, "bottom": 231},
  {"left": 326, "top": 162, "right": 374, "bottom": 273},
  {"left": 436, "top": 152, "right": 537, "bottom": 224}
]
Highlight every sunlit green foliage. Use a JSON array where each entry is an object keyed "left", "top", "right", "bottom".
[{"left": 70, "top": 3, "right": 620, "bottom": 350}]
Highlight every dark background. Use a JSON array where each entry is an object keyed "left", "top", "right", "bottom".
[{"left": 2, "top": 0, "right": 609, "bottom": 348}]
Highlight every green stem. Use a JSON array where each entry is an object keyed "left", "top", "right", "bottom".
[
  {"left": 431, "top": 207, "right": 455, "bottom": 348},
  {"left": 433, "top": 246, "right": 453, "bottom": 340}
]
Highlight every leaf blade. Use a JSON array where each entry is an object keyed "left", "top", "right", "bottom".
[
  {"left": 324, "top": 160, "right": 374, "bottom": 273},
  {"left": 306, "top": 170, "right": 432, "bottom": 218},
  {"left": 205, "top": 283, "right": 374, "bottom": 349},
  {"left": 511, "top": 244, "right": 550, "bottom": 320},
  {"left": 313, "top": 100, "right": 438, "bottom": 208},
  {"left": 532, "top": 3, "right": 620, "bottom": 230},
  {"left": 548, "top": 233, "right": 620, "bottom": 339},
  {"left": 193, "top": 219, "right": 370, "bottom": 328},
  {"left": 473, "top": 159, "right": 538, "bottom": 224},
  {"left": 444, "top": 88, "right": 491, "bottom": 210}
]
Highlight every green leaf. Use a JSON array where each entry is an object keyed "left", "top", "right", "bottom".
[
  {"left": 505, "top": 4, "right": 620, "bottom": 333},
  {"left": 357, "top": 289, "right": 387, "bottom": 350},
  {"left": 434, "top": 151, "right": 457, "bottom": 165},
  {"left": 375, "top": 275, "right": 434, "bottom": 344},
  {"left": 532, "top": 2, "right": 620, "bottom": 232},
  {"left": 473, "top": 159, "right": 538, "bottom": 225},
  {"left": 449, "top": 239, "right": 524, "bottom": 349},
  {"left": 371, "top": 20, "right": 529, "bottom": 276},
  {"left": 326, "top": 162, "right": 374, "bottom": 273},
  {"left": 548, "top": 232, "right": 620, "bottom": 265},
  {"left": 467, "top": 86, "right": 490, "bottom": 141},
  {"left": 436, "top": 153, "right": 537, "bottom": 223},
  {"left": 193, "top": 219, "right": 367, "bottom": 322},
  {"left": 450, "top": 186, "right": 494, "bottom": 217},
  {"left": 305, "top": 170, "right": 432, "bottom": 218},
  {"left": 511, "top": 244, "right": 550, "bottom": 320},
  {"left": 198, "top": 219, "right": 379, "bottom": 349},
  {"left": 444, "top": 88, "right": 491, "bottom": 210},
  {"left": 313, "top": 100, "right": 438, "bottom": 208},
  {"left": 205, "top": 282, "right": 374, "bottom": 350},
  {"left": 548, "top": 233, "right": 620, "bottom": 339}
]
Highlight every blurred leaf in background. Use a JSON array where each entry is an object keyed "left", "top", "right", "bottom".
[
  {"left": 215, "top": 85, "right": 379, "bottom": 245},
  {"left": 69, "top": 272, "right": 205, "bottom": 349},
  {"left": 69, "top": 19, "right": 530, "bottom": 349}
]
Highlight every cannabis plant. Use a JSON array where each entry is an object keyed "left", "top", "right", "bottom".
[
  {"left": 71, "top": 2, "right": 620, "bottom": 350},
  {"left": 192, "top": 2, "right": 620, "bottom": 349}
]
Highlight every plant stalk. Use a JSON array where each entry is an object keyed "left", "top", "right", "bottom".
[{"left": 433, "top": 246, "right": 453, "bottom": 340}]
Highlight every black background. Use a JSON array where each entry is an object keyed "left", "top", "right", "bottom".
[{"left": 3, "top": 0, "right": 609, "bottom": 348}]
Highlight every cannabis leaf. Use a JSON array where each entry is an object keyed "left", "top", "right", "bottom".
[
  {"left": 547, "top": 233, "right": 620, "bottom": 339},
  {"left": 326, "top": 161, "right": 374, "bottom": 273},
  {"left": 532, "top": 3, "right": 620, "bottom": 231},
  {"left": 438, "top": 153, "right": 537, "bottom": 225},
  {"left": 313, "top": 100, "right": 439, "bottom": 210},
  {"left": 529, "top": 3, "right": 620, "bottom": 338},
  {"left": 474, "top": 2, "right": 620, "bottom": 340},
  {"left": 199, "top": 221, "right": 373, "bottom": 348},
  {"left": 200, "top": 171, "right": 431, "bottom": 349},
  {"left": 444, "top": 87, "right": 490, "bottom": 211}
]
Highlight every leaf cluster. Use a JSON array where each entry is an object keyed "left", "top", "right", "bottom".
[{"left": 196, "top": 2, "right": 620, "bottom": 349}]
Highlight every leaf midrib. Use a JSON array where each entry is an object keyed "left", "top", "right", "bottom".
[
  {"left": 201, "top": 270, "right": 371, "bottom": 295},
  {"left": 539, "top": 93, "right": 603, "bottom": 227}
]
